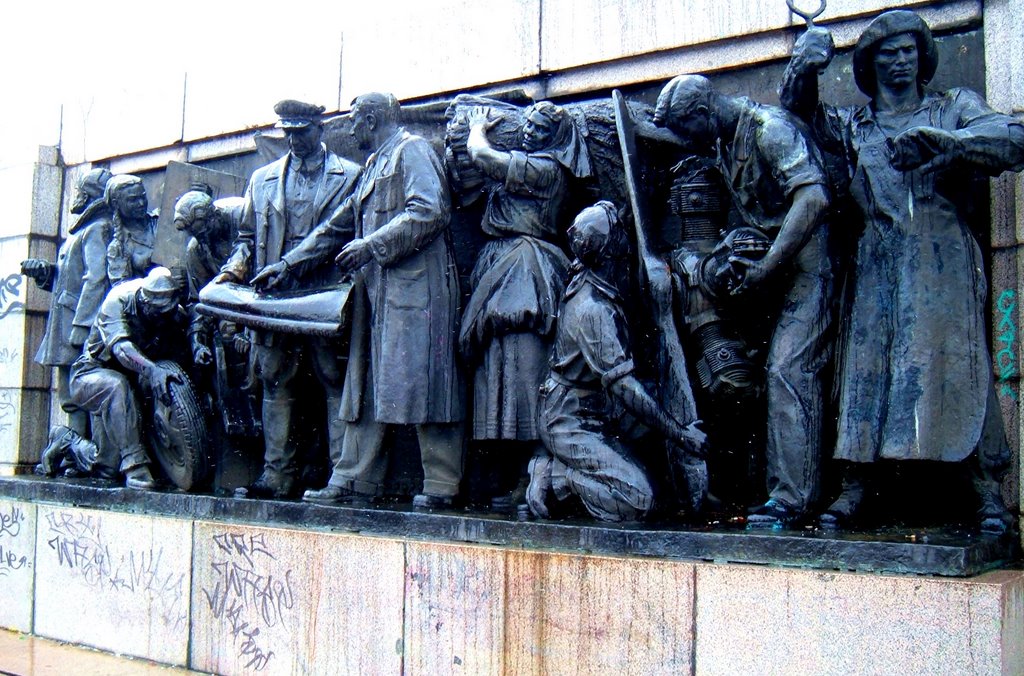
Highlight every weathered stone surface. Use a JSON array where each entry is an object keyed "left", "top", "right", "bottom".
[
  {"left": 991, "top": 175, "right": 1020, "bottom": 249},
  {"left": 13, "top": 389, "right": 49, "bottom": 470},
  {"left": 694, "top": 564, "right": 1024, "bottom": 675},
  {"left": 0, "top": 499, "right": 35, "bottom": 633},
  {"left": 404, "top": 542, "right": 506, "bottom": 674},
  {"left": 503, "top": 550, "right": 694, "bottom": 675},
  {"left": 338, "top": 1, "right": 541, "bottom": 105},
  {"left": 0, "top": 489, "right": 1019, "bottom": 672},
  {"left": 984, "top": 0, "right": 1024, "bottom": 115},
  {"left": 539, "top": 0, "right": 937, "bottom": 73},
  {"left": 18, "top": 313, "right": 50, "bottom": 391},
  {"left": 33, "top": 506, "right": 192, "bottom": 666},
  {"left": 0, "top": 316, "right": 27, "bottom": 390},
  {"left": 0, "top": 388, "right": 25, "bottom": 471},
  {"left": 0, "top": 389, "right": 50, "bottom": 472},
  {"left": 190, "top": 521, "right": 405, "bottom": 675},
  {"left": 992, "top": 247, "right": 1021, "bottom": 458},
  {"left": 30, "top": 146, "right": 63, "bottom": 240},
  {"left": 401, "top": 542, "right": 694, "bottom": 674}
]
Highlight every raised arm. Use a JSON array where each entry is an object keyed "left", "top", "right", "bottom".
[
  {"left": 466, "top": 107, "right": 510, "bottom": 179},
  {"left": 779, "top": 27, "right": 834, "bottom": 121}
]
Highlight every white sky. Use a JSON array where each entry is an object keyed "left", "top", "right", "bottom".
[
  {"left": 0, "top": 0, "right": 366, "bottom": 168},
  {"left": 0, "top": 0, "right": 548, "bottom": 169}
]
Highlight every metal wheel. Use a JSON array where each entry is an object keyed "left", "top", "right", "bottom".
[{"left": 145, "top": 360, "right": 209, "bottom": 491}]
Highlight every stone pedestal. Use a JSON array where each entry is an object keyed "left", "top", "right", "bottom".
[{"left": 0, "top": 483, "right": 1021, "bottom": 674}]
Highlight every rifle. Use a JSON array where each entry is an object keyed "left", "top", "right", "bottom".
[{"left": 612, "top": 90, "right": 706, "bottom": 513}]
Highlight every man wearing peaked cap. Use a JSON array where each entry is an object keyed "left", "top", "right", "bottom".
[
  {"left": 215, "top": 99, "right": 362, "bottom": 499},
  {"left": 280, "top": 92, "right": 465, "bottom": 510},
  {"left": 273, "top": 99, "right": 325, "bottom": 129}
]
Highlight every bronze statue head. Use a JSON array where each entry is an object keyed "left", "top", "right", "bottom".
[
  {"left": 853, "top": 10, "right": 938, "bottom": 97},
  {"left": 173, "top": 190, "right": 214, "bottom": 236},
  {"left": 568, "top": 201, "right": 626, "bottom": 268},
  {"left": 521, "top": 101, "right": 564, "bottom": 152},
  {"left": 138, "top": 266, "right": 180, "bottom": 316},
  {"left": 654, "top": 75, "right": 716, "bottom": 153},
  {"left": 104, "top": 174, "right": 148, "bottom": 221},
  {"left": 350, "top": 92, "right": 400, "bottom": 152},
  {"left": 274, "top": 99, "right": 325, "bottom": 159},
  {"left": 71, "top": 167, "right": 113, "bottom": 215}
]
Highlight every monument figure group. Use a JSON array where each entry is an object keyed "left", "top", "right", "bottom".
[{"left": 23, "top": 9, "right": 1024, "bottom": 536}]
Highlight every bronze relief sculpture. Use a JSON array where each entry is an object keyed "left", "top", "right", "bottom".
[
  {"left": 214, "top": 100, "right": 361, "bottom": 500},
  {"left": 652, "top": 75, "right": 834, "bottom": 527},
  {"left": 22, "top": 167, "right": 113, "bottom": 437},
  {"left": 290, "top": 93, "right": 465, "bottom": 509},
  {"left": 454, "top": 100, "right": 590, "bottom": 511},
  {"left": 781, "top": 10, "right": 1024, "bottom": 532},
  {"left": 21, "top": 9, "right": 1021, "bottom": 548}
]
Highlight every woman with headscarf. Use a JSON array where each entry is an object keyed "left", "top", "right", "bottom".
[
  {"left": 104, "top": 174, "right": 156, "bottom": 286},
  {"left": 458, "top": 101, "right": 591, "bottom": 510},
  {"left": 781, "top": 10, "right": 1024, "bottom": 531}
]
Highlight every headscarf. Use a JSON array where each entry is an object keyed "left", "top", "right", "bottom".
[{"left": 525, "top": 101, "right": 592, "bottom": 179}]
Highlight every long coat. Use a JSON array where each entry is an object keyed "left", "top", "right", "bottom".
[
  {"left": 817, "top": 89, "right": 1024, "bottom": 463},
  {"left": 284, "top": 129, "right": 462, "bottom": 424},
  {"left": 221, "top": 148, "right": 361, "bottom": 284},
  {"left": 35, "top": 199, "right": 111, "bottom": 367}
]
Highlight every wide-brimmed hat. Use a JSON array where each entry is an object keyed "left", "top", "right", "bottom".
[{"left": 853, "top": 10, "right": 938, "bottom": 97}]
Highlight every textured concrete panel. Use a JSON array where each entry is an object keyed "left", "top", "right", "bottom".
[
  {"left": 539, "top": 0, "right": 928, "bottom": 72},
  {"left": 404, "top": 542, "right": 506, "bottom": 675},
  {"left": 191, "top": 522, "right": 405, "bottom": 676},
  {"left": 504, "top": 551, "right": 694, "bottom": 675},
  {"left": 180, "top": 9, "right": 343, "bottom": 143},
  {"left": 0, "top": 164, "right": 35, "bottom": 240},
  {"left": 0, "top": 314, "right": 26, "bottom": 390},
  {"left": 30, "top": 146, "right": 63, "bottom": 240},
  {"left": 403, "top": 543, "right": 695, "bottom": 675},
  {"left": 984, "top": 0, "right": 1024, "bottom": 115},
  {"left": 695, "top": 564, "right": 1021, "bottom": 676},
  {"left": 0, "top": 388, "right": 25, "bottom": 470},
  {"left": 33, "top": 506, "right": 192, "bottom": 666},
  {"left": 0, "top": 500, "right": 35, "bottom": 633},
  {"left": 992, "top": 249, "right": 1021, "bottom": 403},
  {"left": 998, "top": 570, "right": 1024, "bottom": 674},
  {"left": 339, "top": 0, "right": 541, "bottom": 104},
  {"left": 18, "top": 313, "right": 51, "bottom": 391}
]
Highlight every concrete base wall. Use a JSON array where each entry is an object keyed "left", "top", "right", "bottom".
[{"left": 1, "top": 496, "right": 1020, "bottom": 675}]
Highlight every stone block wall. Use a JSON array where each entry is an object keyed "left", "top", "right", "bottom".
[{"left": 1, "top": 497, "right": 1021, "bottom": 674}]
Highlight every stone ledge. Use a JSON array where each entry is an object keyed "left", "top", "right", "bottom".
[{"left": 0, "top": 476, "right": 1016, "bottom": 578}]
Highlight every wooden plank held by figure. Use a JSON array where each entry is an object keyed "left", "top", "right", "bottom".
[{"left": 611, "top": 89, "right": 707, "bottom": 513}]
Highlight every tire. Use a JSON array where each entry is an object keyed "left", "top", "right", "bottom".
[{"left": 145, "top": 360, "right": 209, "bottom": 491}]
